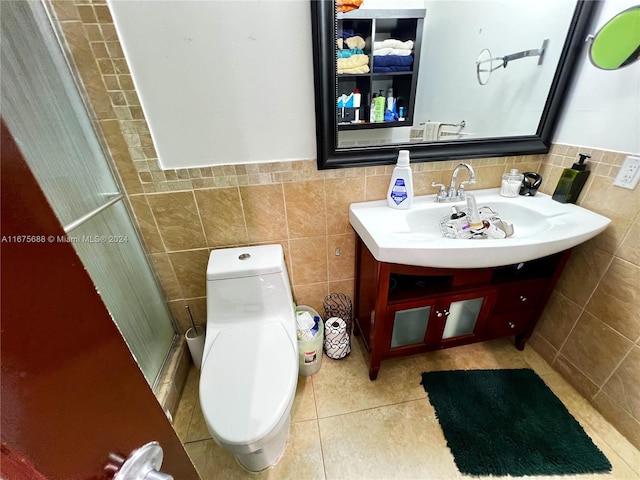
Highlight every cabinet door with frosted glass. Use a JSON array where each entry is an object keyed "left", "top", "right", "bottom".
[
  {"left": 433, "top": 289, "right": 498, "bottom": 347},
  {"left": 386, "top": 298, "right": 439, "bottom": 354}
]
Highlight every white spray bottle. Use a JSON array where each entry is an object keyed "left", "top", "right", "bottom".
[{"left": 387, "top": 150, "right": 414, "bottom": 209}]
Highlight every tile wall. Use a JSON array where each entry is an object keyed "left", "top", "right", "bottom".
[
  {"left": 50, "top": 0, "right": 639, "bottom": 450},
  {"left": 532, "top": 146, "right": 640, "bottom": 449}
]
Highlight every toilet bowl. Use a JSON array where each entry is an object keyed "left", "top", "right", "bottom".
[{"left": 199, "top": 244, "right": 298, "bottom": 472}]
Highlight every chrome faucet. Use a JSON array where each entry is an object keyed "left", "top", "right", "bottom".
[{"left": 431, "top": 163, "right": 476, "bottom": 202}]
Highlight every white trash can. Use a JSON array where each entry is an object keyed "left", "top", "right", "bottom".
[{"left": 296, "top": 306, "right": 324, "bottom": 376}]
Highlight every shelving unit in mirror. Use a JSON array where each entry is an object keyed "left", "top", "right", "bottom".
[{"left": 337, "top": 9, "right": 425, "bottom": 131}]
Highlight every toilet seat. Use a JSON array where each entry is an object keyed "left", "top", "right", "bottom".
[{"left": 200, "top": 321, "right": 297, "bottom": 447}]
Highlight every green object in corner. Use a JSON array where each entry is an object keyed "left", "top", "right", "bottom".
[
  {"left": 590, "top": 6, "right": 640, "bottom": 70},
  {"left": 420, "top": 369, "right": 612, "bottom": 477},
  {"left": 552, "top": 153, "right": 591, "bottom": 203}
]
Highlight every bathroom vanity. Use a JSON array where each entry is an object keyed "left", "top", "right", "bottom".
[
  {"left": 354, "top": 237, "right": 572, "bottom": 380},
  {"left": 349, "top": 188, "right": 610, "bottom": 380}
]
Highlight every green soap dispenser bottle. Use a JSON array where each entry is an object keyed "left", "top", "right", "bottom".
[{"left": 552, "top": 153, "right": 591, "bottom": 203}]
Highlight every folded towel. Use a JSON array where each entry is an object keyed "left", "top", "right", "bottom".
[
  {"left": 337, "top": 54, "right": 369, "bottom": 70},
  {"left": 372, "top": 47, "right": 413, "bottom": 56},
  {"left": 372, "top": 65, "right": 412, "bottom": 73},
  {"left": 345, "top": 36, "right": 365, "bottom": 50},
  {"left": 373, "top": 39, "right": 414, "bottom": 51},
  {"left": 373, "top": 55, "right": 413, "bottom": 67},
  {"left": 338, "top": 47, "right": 364, "bottom": 59},
  {"left": 338, "top": 65, "right": 370, "bottom": 74}
]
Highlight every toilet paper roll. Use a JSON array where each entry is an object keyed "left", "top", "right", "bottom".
[
  {"left": 185, "top": 325, "right": 205, "bottom": 369},
  {"left": 324, "top": 317, "right": 350, "bottom": 359}
]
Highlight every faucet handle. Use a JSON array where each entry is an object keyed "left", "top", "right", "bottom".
[{"left": 431, "top": 182, "right": 447, "bottom": 201}]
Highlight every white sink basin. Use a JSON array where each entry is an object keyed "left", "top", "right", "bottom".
[{"left": 349, "top": 188, "right": 610, "bottom": 268}]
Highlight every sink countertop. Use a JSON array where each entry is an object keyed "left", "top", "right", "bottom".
[{"left": 349, "top": 188, "right": 611, "bottom": 269}]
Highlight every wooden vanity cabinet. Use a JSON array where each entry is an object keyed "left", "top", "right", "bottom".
[{"left": 354, "top": 237, "right": 572, "bottom": 380}]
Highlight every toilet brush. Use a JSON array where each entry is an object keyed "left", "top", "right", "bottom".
[{"left": 184, "top": 305, "right": 205, "bottom": 369}]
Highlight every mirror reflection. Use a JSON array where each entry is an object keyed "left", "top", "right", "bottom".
[{"left": 335, "top": 0, "right": 579, "bottom": 149}]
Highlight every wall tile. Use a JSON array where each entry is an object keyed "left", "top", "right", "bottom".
[
  {"left": 52, "top": 0, "right": 80, "bottom": 21},
  {"left": 413, "top": 170, "right": 445, "bottom": 196},
  {"left": 284, "top": 180, "right": 327, "bottom": 238},
  {"left": 551, "top": 354, "right": 600, "bottom": 400},
  {"left": 327, "top": 233, "right": 355, "bottom": 281},
  {"left": 602, "top": 346, "right": 640, "bottom": 421},
  {"left": 328, "top": 279, "right": 356, "bottom": 310},
  {"left": 128, "top": 195, "right": 165, "bottom": 253},
  {"left": 592, "top": 391, "right": 640, "bottom": 451},
  {"left": 168, "top": 249, "right": 210, "bottom": 299},
  {"left": 559, "top": 311, "right": 634, "bottom": 387},
  {"left": 168, "top": 297, "right": 207, "bottom": 335},
  {"left": 293, "top": 282, "right": 329, "bottom": 316},
  {"left": 149, "top": 253, "right": 183, "bottom": 300},
  {"left": 528, "top": 332, "right": 558, "bottom": 367},
  {"left": 239, "top": 184, "right": 287, "bottom": 242},
  {"left": 472, "top": 165, "right": 505, "bottom": 189},
  {"left": 147, "top": 192, "right": 207, "bottom": 251},
  {"left": 586, "top": 258, "right": 640, "bottom": 341},
  {"left": 194, "top": 187, "right": 248, "bottom": 247},
  {"left": 325, "top": 177, "right": 366, "bottom": 234},
  {"left": 535, "top": 291, "right": 581, "bottom": 350},
  {"left": 581, "top": 175, "right": 640, "bottom": 254},
  {"left": 555, "top": 242, "right": 613, "bottom": 306},
  {"left": 616, "top": 213, "right": 640, "bottom": 266},
  {"left": 365, "top": 175, "right": 390, "bottom": 201},
  {"left": 289, "top": 236, "right": 328, "bottom": 285}
]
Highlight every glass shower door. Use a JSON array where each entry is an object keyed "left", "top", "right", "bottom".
[{"left": 1, "top": 0, "right": 176, "bottom": 385}]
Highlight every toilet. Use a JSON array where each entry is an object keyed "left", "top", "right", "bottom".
[{"left": 199, "top": 244, "right": 298, "bottom": 472}]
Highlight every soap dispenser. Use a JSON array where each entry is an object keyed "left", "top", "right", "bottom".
[{"left": 552, "top": 153, "right": 591, "bottom": 204}]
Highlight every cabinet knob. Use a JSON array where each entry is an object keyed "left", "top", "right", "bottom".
[
  {"left": 508, "top": 321, "right": 515, "bottom": 329},
  {"left": 444, "top": 309, "right": 450, "bottom": 316},
  {"left": 436, "top": 311, "right": 443, "bottom": 317},
  {"left": 519, "top": 295, "right": 527, "bottom": 302}
]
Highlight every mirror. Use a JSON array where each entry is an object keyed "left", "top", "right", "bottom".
[
  {"left": 588, "top": 5, "right": 640, "bottom": 70},
  {"left": 311, "top": 1, "right": 597, "bottom": 169}
]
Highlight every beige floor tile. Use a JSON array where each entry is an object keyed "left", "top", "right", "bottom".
[
  {"left": 413, "top": 337, "right": 530, "bottom": 372},
  {"left": 186, "top": 402, "right": 213, "bottom": 443},
  {"left": 312, "top": 337, "right": 426, "bottom": 418},
  {"left": 171, "top": 366, "right": 199, "bottom": 442},
  {"left": 540, "top": 370, "right": 640, "bottom": 478},
  {"left": 292, "top": 375, "right": 317, "bottom": 423},
  {"left": 184, "top": 419, "right": 325, "bottom": 480},
  {"left": 522, "top": 343, "right": 555, "bottom": 375},
  {"left": 319, "top": 399, "right": 462, "bottom": 480},
  {"left": 177, "top": 339, "right": 640, "bottom": 480}
]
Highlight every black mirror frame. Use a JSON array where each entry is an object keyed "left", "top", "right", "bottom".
[{"left": 311, "top": 0, "right": 598, "bottom": 170}]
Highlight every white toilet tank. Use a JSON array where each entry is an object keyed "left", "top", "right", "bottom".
[{"left": 206, "top": 244, "right": 294, "bottom": 326}]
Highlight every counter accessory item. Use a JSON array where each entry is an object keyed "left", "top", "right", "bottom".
[{"left": 552, "top": 153, "right": 591, "bottom": 204}]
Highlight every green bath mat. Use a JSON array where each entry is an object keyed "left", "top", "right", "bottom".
[{"left": 420, "top": 369, "right": 612, "bottom": 477}]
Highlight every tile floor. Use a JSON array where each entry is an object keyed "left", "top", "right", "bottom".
[{"left": 173, "top": 336, "right": 640, "bottom": 479}]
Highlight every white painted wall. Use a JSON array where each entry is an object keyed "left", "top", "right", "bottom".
[
  {"left": 110, "top": 0, "right": 638, "bottom": 169},
  {"left": 108, "top": 0, "right": 317, "bottom": 169},
  {"left": 554, "top": 0, "right": 640, "bottom": 154}
]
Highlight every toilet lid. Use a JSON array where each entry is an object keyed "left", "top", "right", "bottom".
[{"left": 200, "top": 322, "right": 297, "bottom": 446}]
